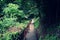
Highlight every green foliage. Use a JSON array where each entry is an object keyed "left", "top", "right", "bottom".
[
  {"left": 0, "top": 32, "right": 20, "bottom": 40},
  {"left": 34, "top": 17, "right": 39, "bottom": 28},
  {"left": 15, "top": 0, "right": 22, "bottom": 3},
  {"left": 3, "top": 3, "right": 25, "bottom": 18},
  {"left": 0, "top": 0, "right": 39, "bottom": 40},
  {"left": 0, "top": 3, "right": 26, "bottom": 33},
  {"left": 39, "top": 34, "right": 57, "bottom": 40},
  {"left": 0, "top": 18, "right": 17, "bottom": 33},
  {"left": 3, "top": 3, "right": 19, "bottom": 13},
  {"left": 0, "top": 0, "right": 5, "bottom": 4},
  {"left": 2, "top": 18, "right": 16, "bottom": 27}
]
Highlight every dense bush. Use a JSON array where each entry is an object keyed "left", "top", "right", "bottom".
[
  {"left": 3, "top": 3, "right": 25, "bottom": 18},
  {"left": 0, "top": 32, "right": 20, "bottom": 40},
  {"left": 0, "top": 0, "right": 39, "bottom": 40},
  {"left": 0, "top": 3, "right": 28, "bottom": 33}
]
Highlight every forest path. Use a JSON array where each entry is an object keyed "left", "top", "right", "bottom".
[{"left": 24, "top": 23, "right": 37, "bottom": 40}]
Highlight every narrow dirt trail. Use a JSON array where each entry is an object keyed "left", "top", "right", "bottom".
[{"left": 24, "top": 19, "right": 37, "bottom": 40}]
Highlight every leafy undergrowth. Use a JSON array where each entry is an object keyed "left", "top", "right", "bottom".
[
  {"left": 39, "top": 34, "right": 57, "bottom": 40},
  {"left": 0, "top": 32, "right": 22, "bottom": 40},
  {"left": 34, "top": 17, "right": 39, "bottom": 29},
  {"left": 0, "top": 1, "right": 39, "bottom": 40},
  {"left": 0, "top": 20, "right": 29, "bottom": 40},
  {"left": 0, "top": 17, "right": 39, "bottom": 40}
]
